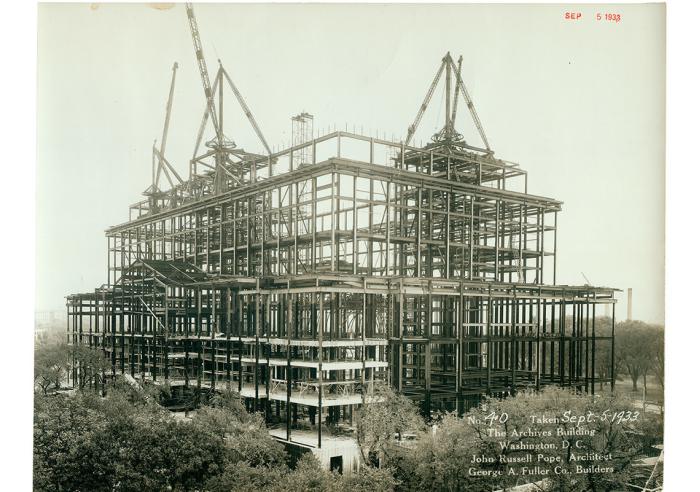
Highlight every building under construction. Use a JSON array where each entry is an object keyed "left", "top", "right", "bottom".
[{"left": 66, "top": 4, "right": 616, "bottom": 472}]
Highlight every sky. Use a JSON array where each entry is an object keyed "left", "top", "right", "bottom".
[{"left": 36, "top": 3, "right": 665, "bottom": 323}]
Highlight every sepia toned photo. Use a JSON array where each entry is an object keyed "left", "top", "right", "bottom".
[{"left": 34, "top": 3, "right": 665, "bottom": 491}]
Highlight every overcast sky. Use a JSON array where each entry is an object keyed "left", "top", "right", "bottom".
[{"left": 37, "top": 3, "right": 665, "bottom": 323}]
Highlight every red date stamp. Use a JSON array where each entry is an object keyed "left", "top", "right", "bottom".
[
  {"left": 563, "top": 11, "right": 622, "bottom": 23},
  {"left": 597, "top": 13, "right": 622, "bottom": 23}
]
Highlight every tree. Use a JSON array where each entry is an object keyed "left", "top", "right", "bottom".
[
  {"left": 342, "top": 464, "right": 399, "bottom": 492},
  {"left": 650, "top": 326, "right": 665, "bottom": 391},
  {"left": 33, "top": 394, "right": 115, "bottom": 491},
  {"left": 71, "top": 345, "right": 111, "bottom": 392},
  {"left": 394, "top": 413, "right": 487, "bottom": 492},
  {"left": 206, "top": 461, "right": 288, "bottom": 492},
  {"left": 208, "top": 387, "right": 249, "bottom": 421},
  {"left": 270, "top": 454, "right": 397, "bottom": 492},
  {"left": 356, "top": 383, "right": 425, "bottom": 466},
  {"left": 34, "top": 341, "right": 70, "bottom": 394},
  {"left": 193, "top": 406, "right": 287, "bottom": 468},
  {"left": 616, "top": 321, "right": 662, "bottom": 392},
  {"left": 274, "top": 454, "right": 342, "bottom": 492},
  {"left": 34, "top": 390, "right": 232, "bottom": 491}
]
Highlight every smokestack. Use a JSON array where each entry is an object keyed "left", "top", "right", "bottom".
[{"left": 627, "top": 288, "right": 633, "bottom": 321}]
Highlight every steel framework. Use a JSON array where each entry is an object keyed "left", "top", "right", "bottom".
[{"left": 66, "top": 8, "right": 616, "bottom": 451}]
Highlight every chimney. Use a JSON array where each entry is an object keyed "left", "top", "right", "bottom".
[{"left": 627, "top": 288, "right": 633, "bottom": 321}]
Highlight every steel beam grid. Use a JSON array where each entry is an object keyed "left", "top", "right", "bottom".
[{"left": 72, "top": 122, "right": 615, "bottom": 447}]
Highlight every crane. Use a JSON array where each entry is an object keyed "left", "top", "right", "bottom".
[
  {"left": 405, "top": 56, "right": 445, "bottom": 147},
  {"left": 449, "top": 56, "right": 463, "bottom": 133},
  {"left": 221, "top": 65, "right": 272, "bottom": 155},
  {"left": 185, "top": 1, "right": 272, "bottom": 189},
  {"left": 447, "top": 55, "right": 491, "bottom": 152},
  {"left": 153, "top": 62, "right": 184, "bottom": 191},
  {"left": 405, "top": 52, "right": 492, "bottom": 153},
  {"left": 185, "top": 2, "right": 225, "bottom": 148}
]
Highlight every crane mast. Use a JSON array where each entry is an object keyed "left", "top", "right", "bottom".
[{"left": 185, "top": 3, "right": 225, "bottom": 147}]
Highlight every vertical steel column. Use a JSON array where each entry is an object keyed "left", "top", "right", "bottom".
[
  {"left": 311, "top": 178, "right": 317, "bottom": 269},
  {"left": 226, "top": 287, "right": 232, "bottom": 390},
  {"left": 486, "top": 290, "right": 492, "bottom": 395},
  {"left": 425, "top": 289, "right": 432, "bottom": 415},
  {"left": 416, "top": 188, "right": 422, "bottom": 277},
  {"left": 553, "top": 211, "right": 558, "bottom": 284},
  {"left": 456, "top": 284, "right": 463, "bottom": 413},
  {"left": 255, "top": 281, "right": 261, "bottom": 409},
  {"left": 536, "top": 292, "right": 542, "bottom": 390},
  {"left": 385, "top": 181, "right": 391, "bottom": 276},
  {"left": 318, "top": 292, "right": 324, "bottom": 449},
  {"left": 238, "top": 293, "right": 243, "bottom": 393},
  {"left": 286, "top": 286, "right": 292, "bottom": 441},
  {"left": 164, "top": 289, "right": 170, "bottom": 381},
  {"left": 591, "top": 296, "right": 596, "bottom": 396},
  {"left": 352, "top": 176, "right": 358, "bottom": 275},
  {"left": 559, "top": 297, "right": 565, "bottom": 385},
  {"left": 495, "top": 201, "right": 500, "bottom": 281},
  {"left": 510, "top": 292, "right": 516, "bottom": 393},
  {"left": 331, "top": 172, "right": 337, "bottom": 272},
  {"left": 585, "top": 298, "right": 590, "bottom": 392},
  {"left": 398, "top": 281, "right": 404, "bottom": 392},
  {"left": 445, "top": 194, "right": 451, "bottom": 277},
  {"left": 265, "top": 293, "right": 271, "bottom": 421}
]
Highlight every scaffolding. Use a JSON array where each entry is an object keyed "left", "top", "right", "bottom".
[{"left": 66, "top": 6, "right": 617, "bottom": 452}]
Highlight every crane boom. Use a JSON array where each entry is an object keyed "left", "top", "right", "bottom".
[
  {"left": 159, "top": 62, "right": 178, "bottom": 158},
  {"left": 449, "top": 56, "right": 462, "bottom": 130},
  {"left": 185, "top": 3, "right": 223, "bottom": 145},
  {"left": 448, "top": 57, "right": 491, "bottom": 152},
  {"left": 221, "top": 67, "right": 272, "bottom": 155},
  {"left": 154, "top": 62, "right": 179, "bottom": 189},
  {"left": 405, "top": 57, "right": 446, "bottom": 146},
  {"left": 191, "top": 69, "right": 221, "bottom": 159}
]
